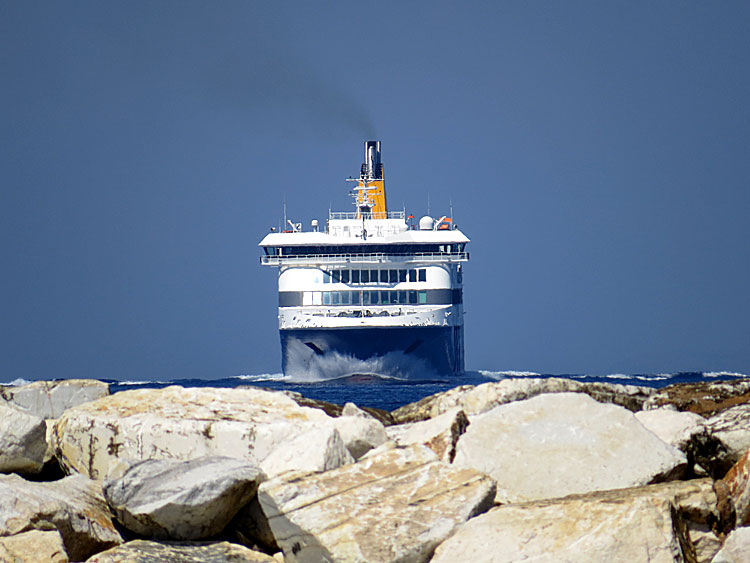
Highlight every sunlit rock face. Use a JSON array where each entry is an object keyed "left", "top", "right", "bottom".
[
  {"left": 52, "top": 386, "right": 360, "bottom": 480},
  {"left": 452, "top": 392, "right": 687, "bottom": 503},
  {"left": 1, "top": 379, "right": 109, "bottom": 419},
  {"left": 0, "top": 401, "right": 47, "bottom": 475},
  {"left": 255, "top": 444, "right": 496, "bottom": 563}
]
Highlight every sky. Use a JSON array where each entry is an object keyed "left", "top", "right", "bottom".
[{"left": 2, "top": 1, "right": 749, "bottom": 381}]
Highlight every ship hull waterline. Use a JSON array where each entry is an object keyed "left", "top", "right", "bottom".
[{"left": 280, "top": 325, "right": 464, "bottom": 380}]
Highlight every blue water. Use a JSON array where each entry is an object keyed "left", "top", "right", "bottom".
[{"left": 81, "top": 370, "right": 750, "bottom": 413}]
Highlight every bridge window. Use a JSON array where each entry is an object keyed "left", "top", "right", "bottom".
[
  {"left": 323, "top": 271, "right": 331, "bottom": 284},
  {"left": 352, "top": 291, "right": 360, "bottom": 305},
  {"left": 408, "top": 269, "right": 417, "bottom": 282},
  {"left": 418, "top": 269, "right": 427, "bottom": 282},
  {"left": 409, "top": 290, "right": 417, "bottom": 304},
  {"left": 389, "top": 270, "right": 397, "bottom": 283},
  {"left": 351, "top": 270, "right": 360, "bottom": 283},
  {"left": 380, "top": 270, "right": 388, "bottom": 283},
  {"left": 418, "top": 290, "right": 427, "bottom": 304},
  {"left": 340, "top": 270, "right": 350, "bottom": 283},
  {"left": 399, "top": 270, "right": 407, "bottom": 282}
]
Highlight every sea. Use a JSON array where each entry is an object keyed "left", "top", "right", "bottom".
[{"left": 5, "top": 370, "right": 745, "bottom": 413}]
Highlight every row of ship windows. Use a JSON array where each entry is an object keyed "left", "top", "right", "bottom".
[
  {"left": 323, "top": 268, "right": 426, "bottom": 284},
  {"left": 322, "top": 268, "right": 463, "bottom": 284},
  {"left": 279, "top": 288, "right": 463, "bottom": 307}
]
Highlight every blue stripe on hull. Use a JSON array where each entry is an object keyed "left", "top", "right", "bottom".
[{"left": 280, "top": 326, "right": 464, "bottom": 380}]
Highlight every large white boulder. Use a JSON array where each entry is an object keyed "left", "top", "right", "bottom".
[
  {"left": 432, "top": 485, "right": 696, "bottom": 563},
  {"left": 258, "top": 427, "right": 353, "bottom": 477},
  {"left": 0, "top": 401, "right": 47, "bottom": 475},
  {"left": 0, "top": 530, "right": 68, "bottom": 563},
  {"left": 636, "top": 407, "right": 707, "bottom": 451},
  {"left": 103, "top": 457, "right": 264, "bottom": 540},
  {"left": 85, "top": 539, "right": 276, "bottom": 562},
  {"left": 1, "top": 379, "right": 109, "bottom": 419},
  {"left": 453, "top": 392, "right": 687, "bottom": 503},
  {"left": 705, "top": 405, "right": 750, "bottom": 469},
  {"left": 332, "top": 415, "right": 387, "bottom": 459},
  {"left": 0, "top": 473, "right": 122, "bottom": 561},
  {"left": 711, "top": 527, "right": 750, "bottom": 563},
  {"left": 53, "top": 386, "right": 357, "bottom": 479},
  {"left": 255, "top": 444, "right": 495, "bottom": 562}
]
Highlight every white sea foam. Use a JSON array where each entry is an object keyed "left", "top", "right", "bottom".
[
  {"left": 634, "top": 375, "right": 670, "bottom": 381},
  {"left": 478, "top": 370, "right": 541, "bottom": 380},
  {"left": 114, "top": 380, "right": 170, "bottom": 386},
  {"left": 232, "top": 373, "right": 288, "bottom": 382},
  {"left": 703, "top": 371, "right": 747, "bottom": 378},
  {"left": 0, "top": 378, "right": 31, "bottom": 387}
]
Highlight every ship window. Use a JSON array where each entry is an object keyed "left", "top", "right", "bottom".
[
  {"left": 362, "top": 291, "right": 370, "bottom": 305},
  {"left": 409, "top": 290, "right": 418, "bottom": 304},
  {"left": 408, "top": 269, "right": 417, "bottom": 282},
  {"left": 457, "top": 268, "right": 463, "bottom": 284},
  {"left": 399, "top": 270, "right": 407, "bottom": 282},
  {"left": 323, "top": 271, "right": 331, "bottom": 284},
  {"left": 389, "top": 270, "right": 397, "bottom": 283},
  {"left": 352, "top": 291, "right": 360, "bottom": 305},
  {"left": 331, "top": 271, "right": 340, "bottom": 283},
  {"left": 418, "top": 290, "right": 427, "bottom": 304},
  {"left": 323, "top": 292, "right": 331, "bottom": 305},
  {"left": 313, "top": 292, "right": 322, "bottom": 305},
  {"left": 332, "top": 292, "right": 340, "bottom": 305},
  {"left": 341, "top": 291, "right": 350, "bottom": 305},
  {"left": 360, "top": 270, "right": 369, "bottom": 283},
  {"left": 303, "top": 292, "right": 312, "bottom": 306},
  {"left": 351, "top": 270, "right": 360, "bottom": 283},
  {"left": 380, "top": 270, "right": 388, "bottom": 283},
  {"left": 371, "top": 270, "right": 378, "bottom": 284},
  {"left": 418, "top": 269, "right": 427, "bottom": 282},
  {"left": 399, "top": 291, "right": 407, "bottom": 304},
  {"left": 370, "top": 291, "right": 379, "bottom": 304},
  {"left": 389, "top": 291, "right": 398, "bottom": 304},
  {"left": 341, "top": 270, "right": 350, "bottom": 284}
]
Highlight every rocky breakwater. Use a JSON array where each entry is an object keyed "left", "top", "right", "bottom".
[{"left": 0, "top": 376, "right": 750, "bottom": 561}]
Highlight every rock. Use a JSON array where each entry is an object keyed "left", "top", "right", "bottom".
[
  {"left": 644, "top": 379, "right": 750, "bottom": 417},
  {"left": 431, "top": 489, "right": 695, "bottom": 563},
  {"left": 636, "top": 407, "right": 707, "bottom": 451},
  {"left": 705, "top": 405, "right": 750, "bottom": 472},
  {"left": 258, "top": 427, "right": 354, "bottom": 477},
  {"left": 85, "top": 540, "right": 276, "bottom": 562},
  {"left": 721, "top": 450, "right": 750, "bottom": 527},
  {"left": 341, "top": 402, "right": 375, "bottom": 419},
  {"left": 386, "top": 408, "right": 469, "bottom": 462},
  {"left": 391, "top": 377, "right": 654, "bottom": 423},
  {"left": 0, "top": 473, "right": 122, "bottom": 561},
  {"left": 332, "top": 415, "right": 387, "bottom": 459},
  {"left": 0, "top": 401, "right": 47, "bottom": 475},
  {"left": 103, "top": 457, "right": 263, "bottom": 540},
  {"left": 255, "top": 444, "right": 495, "bottom": 562},
  {"left": 453, "top": 393, "right": 687, "bottom": 503},
  {"left": 1, "top": 379, "right": 109, "bottom": 419},
  {"left": 53, "top": 386, "right": 357, "bottom": 479},
  {"left": 0, "top": 530, "right": 68, "bottom": 563},
  {"left": 710, "top": 527, "right": 750, "bottom": 563},
  {"left": 689, "top": 522, "right": 723, "bottom": 563}
]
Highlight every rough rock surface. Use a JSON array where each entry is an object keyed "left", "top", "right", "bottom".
[
  {"left": 260, "top": 389, "right": 394, "bottom": 426},
  {"left": 332, "top": 415, "right": 387, "bottom": 460},
  {"left": 431, "top": 492, "right": 693, "bottom": 563},
  {"left": 721, "top": 450, "right": 750, "bottom": 527},
  {"left": 103, "top": 457, "right": 264, "bottom": 540},
  {"left": 710, "top": 527, "right": 750, "bottom": 563},
  {"left": 0, "top": 400, "right": 47, "bottom": 475},
  {"left": 453, "top": 393, "right": 687, "bottom": 503},
  {"left": 85, "top": 540, "right": 276, "bottom": 562},
  {"left": 256, "top": 444, "right": 495, "bottom": 562},
  {"left": 258, "top": 426, "right": 353, "bottom": 477},
  {"left": 1, "top": 379, "right": 109, "bottom": 419},
  {"left": 0, "top": 473, "right": 122, "bottom": 561},
  {"left": 0, "top": 530, "right": 68, "bottom": 563},
  {"left": 391, "top": 377, "right": 654, "bottom": 423},
  {"left": 644, "top": 379, "right": 750, "bottom": 416},
  {"left": 704, "top": 405, "right": 750, "bottom": 470},
  {"left": 386, "top": 408, "right": 469, "bottom": 462},
  {"left": 53, "top": 386, "right": 358, "bottom": 479},
  {"left": 636, "top": 408, "right": 707, "bottom": 451}
]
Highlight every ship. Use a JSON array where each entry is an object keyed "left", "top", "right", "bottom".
[{"left": 258, "top": 141, "right": 470, "bottom": 379}]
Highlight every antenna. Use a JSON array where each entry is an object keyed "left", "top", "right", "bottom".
[{"left": 427, "top": 193, "right": 430, "bottom": 217}]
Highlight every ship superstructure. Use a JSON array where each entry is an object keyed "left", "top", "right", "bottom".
[{"left": 259, "top": 141, "right": 469, "bottom": 378}]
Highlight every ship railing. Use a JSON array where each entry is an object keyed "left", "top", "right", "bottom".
[
  {"left": 328, "top": 211, "right": 405, "bottom": 221},
  {"left": 260, "top": 251, "right": 469, "bottom": 265}
]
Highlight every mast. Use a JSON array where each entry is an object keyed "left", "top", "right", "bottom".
[{"left": 349, "top": 140, "right": 387, "bottom": 218}]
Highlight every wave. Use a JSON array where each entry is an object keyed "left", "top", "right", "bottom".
[
  {"left": 703, "top": 371, "right": 747, "bottom": 378},
  {"left": 478, "top": 370, "right": 541, "bottom": 380},
  {"left": 230, "top": 373, "right": 288, "bottom": 383},
  {"left": 0, "top": 378, "right": 32, "bottom": 387}
]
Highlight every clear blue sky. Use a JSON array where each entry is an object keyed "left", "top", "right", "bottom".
[{"left": 2, "top": 1, "right": 749, "bottom": 380}]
